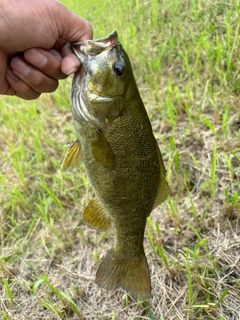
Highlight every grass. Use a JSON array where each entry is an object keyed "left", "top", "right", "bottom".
[{"left": 0, "top": 0, "right": 240, "bottom": 319}]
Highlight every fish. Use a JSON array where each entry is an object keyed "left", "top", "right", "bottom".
[{"left": 61, "top": 31, "right": 170, "bottom": 300}]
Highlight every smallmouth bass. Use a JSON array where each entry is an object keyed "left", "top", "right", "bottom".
[{"left": 62, "top": 31, "right": 170, "bottom": 300}]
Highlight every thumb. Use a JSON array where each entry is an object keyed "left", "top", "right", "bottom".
[{"left": 53, "top": 2, "right": 93, "bottom": 43}]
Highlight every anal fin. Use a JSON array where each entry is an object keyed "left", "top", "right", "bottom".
[{"left": 84, "top": 196, "right": 111, "bottom": 231}]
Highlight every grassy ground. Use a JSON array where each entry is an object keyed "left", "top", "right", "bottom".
[{"left": 0, "top": 0, "right": 240, "bottom": 319}]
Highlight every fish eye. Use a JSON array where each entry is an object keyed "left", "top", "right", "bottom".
[{"left": 113, "top": 61, "right": 125, "bottom": 77}]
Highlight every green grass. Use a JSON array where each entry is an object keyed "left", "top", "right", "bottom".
[{"left": 1, "top": 0, "right": 240, "bottom": 319}]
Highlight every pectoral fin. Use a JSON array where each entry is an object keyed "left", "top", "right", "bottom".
[
  {"left": 61, "top": 139, "right": 82, "bottom": 171},
  {"left": 152, "top": 140, "right": 170, "bottom": 210},
  {"left": 84, "top": 196, "right": 111, "bottom": 231},
  {"left": 91, "top": 130, "right": 116, "bottom": 168}
]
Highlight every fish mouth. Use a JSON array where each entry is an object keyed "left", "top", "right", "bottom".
[{"left": 71, "top": 31, "right": 119, "bottom": 65}]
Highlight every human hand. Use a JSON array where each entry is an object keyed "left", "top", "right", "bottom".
[{"left": 0, "top": 0, "right": 92, "bottom": 100}]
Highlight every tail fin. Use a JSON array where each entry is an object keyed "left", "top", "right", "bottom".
[{"left": 95, "top": 248, "right": 151, "bottom": 300}]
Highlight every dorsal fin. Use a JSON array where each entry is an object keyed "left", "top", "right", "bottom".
[{"left": 152, "top": 140, "right": 170, "bottom": 210}]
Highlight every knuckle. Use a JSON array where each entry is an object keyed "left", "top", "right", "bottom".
[
  {"left": 30, "top": 74, "right": 59, "bottom": 93},
  {"left": 17, "top": 90, "right": 41, "bottom": 100},
  {"left": 42, "top": 79, "right": 59, "bottom": 93},
  {"left": 27, "top": 71, "right": 46, "bottom": 88},
  {"left": 15, "top": 82, "right": 40, "bottom": 100}
]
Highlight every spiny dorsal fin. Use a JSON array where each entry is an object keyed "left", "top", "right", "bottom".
[
  {"left": 152, "top": 140, "right": 170, "bottom": 210},
  {"left": 61, "top": 139, "right": 82, "bottom": 172},
  {"left": 84, "top": 196, "right": 111, "bottom": 231}
]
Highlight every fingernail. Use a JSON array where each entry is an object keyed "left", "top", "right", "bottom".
[
  {"left": 11, "top": 58, "right": 31, "bottom": 76},
  {"left": 25, "top": 49, "right": 47, "bottom": 68},
  {"left": 6, "top": 68, "right": 19, "bottom": 82},
  {"left": 65, "top": 67, "right": 78, "bottom": 75}
]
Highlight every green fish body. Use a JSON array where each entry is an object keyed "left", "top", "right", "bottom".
[{"left": 62, "top": 31, "right": 170, "bottom": 299}]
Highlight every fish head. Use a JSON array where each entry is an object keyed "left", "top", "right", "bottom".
[{"left": 71, "top": 31, "right": 135, "bottom": 105}]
